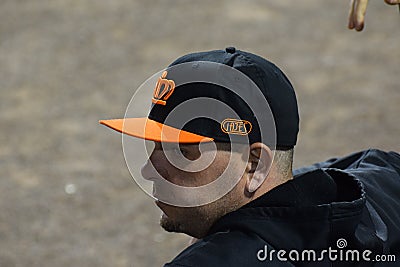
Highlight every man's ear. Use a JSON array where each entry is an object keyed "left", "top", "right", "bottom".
[{"left": 245, "top": 143, "right": 273, "bottom": 194}]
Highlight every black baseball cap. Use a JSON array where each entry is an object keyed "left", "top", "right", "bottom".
[{"left": 100, "top": 47, "right": 299, "bottom": 148}]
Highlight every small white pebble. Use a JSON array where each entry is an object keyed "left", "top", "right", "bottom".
[{"left": 65, "top": 183, "right": 77, "bottom": 194}]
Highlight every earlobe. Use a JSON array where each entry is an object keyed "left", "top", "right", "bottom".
[
  {"left": 245, "top": 143, "right": 273, "bottom": 194},
  {"left": 246, "top": 172, "right": 265, "bottom": 193}
]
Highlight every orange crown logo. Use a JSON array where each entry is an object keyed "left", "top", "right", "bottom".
[{"left": 152, "top": 71, "right": 175, "bottom": 106}]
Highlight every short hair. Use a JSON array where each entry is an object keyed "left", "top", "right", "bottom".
[
  {"left": 272, "top": 149, "right": 293, "bottom": 180},
  {"left": 216, "top": 142, "right": 294, "bottom": 178}
]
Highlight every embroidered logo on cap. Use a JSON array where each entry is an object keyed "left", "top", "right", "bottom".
[
  {"left": 152, "top": 71, "right": 175, "bottom": 106},
  {"left": 221, "top": 119, "right": 252, "bottom": 135}
]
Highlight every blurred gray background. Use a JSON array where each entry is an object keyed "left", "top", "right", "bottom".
[{"left": 1, "top": 0, "right": 399, "bottom": 266}]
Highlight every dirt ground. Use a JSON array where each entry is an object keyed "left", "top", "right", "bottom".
[{"left": 0, "top": 0, "right": 399, "bottom": 266}]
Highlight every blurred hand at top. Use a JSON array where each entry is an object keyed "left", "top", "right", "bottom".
[{"left": 348, "top": 0, "right": 400, "bottom": 31}]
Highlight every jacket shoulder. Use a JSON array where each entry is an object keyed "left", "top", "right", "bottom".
[
  {"left": 164, "top": 231, "right": 294, "bottom": 267},
  {"left": 294, "top": 149, "right": 400, "bottom": 176}
]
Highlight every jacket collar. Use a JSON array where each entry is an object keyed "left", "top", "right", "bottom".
[{"left": 208, "top": 168, "right": 366, "bottom": 240}]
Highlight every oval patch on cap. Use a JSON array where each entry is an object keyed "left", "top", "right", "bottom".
[{"left": 221, "top": 119, "right": 252, "bottom": 135}]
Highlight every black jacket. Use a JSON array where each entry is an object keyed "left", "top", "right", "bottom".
[{"left": 164, "top": 149, "right": 400, "bottom": 266}]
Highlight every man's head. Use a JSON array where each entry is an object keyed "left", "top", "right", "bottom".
[
  {"left": 141, "top": 141, "right": 294, "bottom": 238},
  {"left": 100, "top": 47, "right": 299, "bottom": 238}
]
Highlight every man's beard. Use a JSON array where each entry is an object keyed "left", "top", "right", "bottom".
[
  {"left": 159, "top": 209, "right": 212, "bottom": 238},
  {"left": 158, "top": 187, "right": 245, "bottom": 238},
  {"left": 159, "top": 213, "right": 185, "bottom": 233}
]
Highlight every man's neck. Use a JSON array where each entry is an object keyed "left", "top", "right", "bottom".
[{"left": 249, "top": 171, "right": 293, "bottom": 204}]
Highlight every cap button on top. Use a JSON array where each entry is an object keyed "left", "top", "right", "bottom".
[{"left": 225, "top": 47, "right": 236, "bottom": 54}]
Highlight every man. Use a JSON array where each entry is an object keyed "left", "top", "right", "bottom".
[{"left": 100, "top": 47, "right": 400, "bottom": 266}]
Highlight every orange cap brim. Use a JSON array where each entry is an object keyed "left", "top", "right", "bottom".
[{"left": 99, "top": 118, "right": 213, "bottom": 143}]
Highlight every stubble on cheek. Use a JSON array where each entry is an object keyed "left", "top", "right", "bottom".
[{"left": 156, "top": 151, "right": 246, "bottom": 237}]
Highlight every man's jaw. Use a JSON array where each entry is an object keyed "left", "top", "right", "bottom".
[{"left": 155, "top": 200, "right": 174, "bottom": 224}]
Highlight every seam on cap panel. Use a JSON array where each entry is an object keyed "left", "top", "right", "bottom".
[
  {"left": 223, "top": 52, "right": 240, "bottom": 66},
  {"left": 237, "top": 52, "right": 268, "bottom": 96}
]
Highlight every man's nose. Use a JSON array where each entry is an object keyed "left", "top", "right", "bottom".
[
  {"left": 141, "top": 159, "right": 162, "bottom": 182},
  {"left": 141, "top": 160, "right": 154, "bottom": 181}
]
